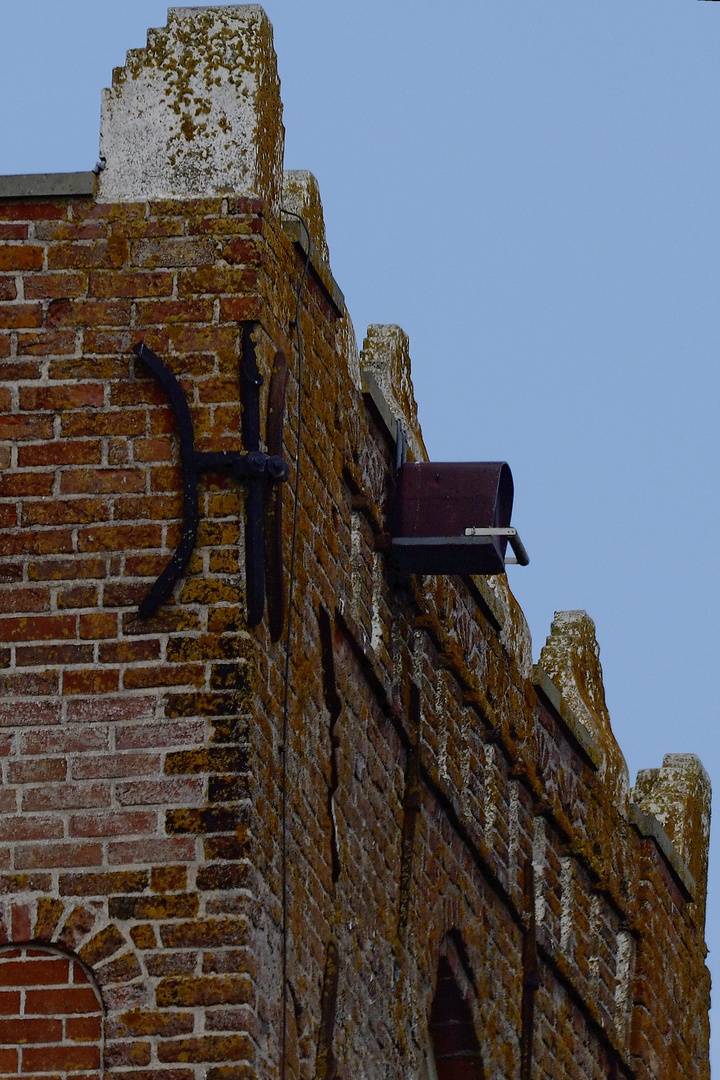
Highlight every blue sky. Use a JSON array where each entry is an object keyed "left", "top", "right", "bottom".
[{"left": 1, "top": 0, "right": 719, "bottom": 1066}]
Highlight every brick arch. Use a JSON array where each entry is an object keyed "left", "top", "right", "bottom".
[
  {"left": 0, "top": 942, "right": 104, "bottom": 1078},
  {"left": 3, "top": 897, "right": 141, "bottom": 988},
  {"left": 427, "top": 934, "right": 485, "bottom": 1080}
]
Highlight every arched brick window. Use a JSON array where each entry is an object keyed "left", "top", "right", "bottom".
[
  {"left": 429, "top": 955, "right": 484, "bottom": 1080},
  {"left": 0, "top": 945, "right": 103, "bottom": 1078}
]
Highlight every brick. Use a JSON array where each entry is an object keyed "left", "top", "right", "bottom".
[
  {"left": 72, "top": 752, "right": 161, "bottom": 780},
  {"left": 19, "top": 383, "right": 104, "bottom": 411},
  {"left": 0, "top": 1014, "right": 63, "bottom": 1041},
  {"left": 0, "top": 303, "right": 43, "bottom": 329},
  {"left": 0, "top": 200, "right": 67, "bottom": 221},
  {"left": 77, "top": 612, "right": 118, "bottom": 639},
  {"left": 156, "top": 975, "right": 252, "bottom": 1008},
  {"left": 61, "top": 409, "right": 147, "bottom": 438},
  {"left": 20, "top": 726, "right": 108, "bottom": 755},
  {"left": 0, "top": 816, "right": 63, "bottom": 842},
  {"left": 115, "top": 719, "right": 204, "bottom": 749},
  {"left": 27, "top": 557, "right": 106, "bottom": 581},
  {"left": 160, "top": 919, "right": 248, "bottom": 950},
  {"left": 0, "top": 614, "right": 76, "bottom": 642},
  {"left": 59, "top": 870, "right": 148, "bottom": 896},
  {"left": 157, "top": 1034, "right": 253, "bottom": 1064},
  {"left": 0, "top": 955, "right": 69, "bottom": 986},
  {"left": 0, "top": 224, "right": 27, "bottom": 240},
  {"left": 1, "top": 529, "right": 74, "bottom": 557},
  {"left": 177, "top": 267, "right": 256, "bottom": 296},
  {"left": 16, "top": 643, "right": 94, "bottom": 666},
  {"left": 23, "top": 271, "right": 87, "bottom": 298},
  {"left": 22, "top": 1044, "right": 101, "bottom": 1071},
  {"left": 0, "top": 245, "right": 43, "bottom": 271},
  {"left": 67, "top": 1013, "right": 103, "bottom": 1040},
  {"left": 22, "top": 783, "right": 110, "bottom": 812},
  {"left": 66, "top": 696, "right": 154, "bottom": 724},
  {"left": 7, "top": 758, "right": 67, "bottom": 784},
  {"left": 0, "top": 413, "right": 54, "bottom": 441},
  {"left": 135, "top": 299, "right": 214, "bottom": 326},
  {"left": 77, "top": 524, "right": 163, "bottom": 552},
  {"left": 47, "top": 297, "right": 131, "bottom": 327},
  {"left": 57, "top": 584, "right": 100, "bottom": 609},
  {"left": 114, "top": 1008, "right": 194, "bottom": 1038},
  {"left": 78, "top": 925, "right": 127, "bottom": 967},
  {"left": 0, "top": 586, "right": 51, "bottom": 614},
  {"left": 0, "top": 700, "right": 61, "bottom": 727},
  {"left": 116, "top": 778, "right": 203, "bottom": 807},
  {"left": 89, "top": 271, "right": 173, "bottom": 298},
  {"left": 18, "top": 439, "right": 103, "bottom": 467},
  {"left": 0, "top": 358, "right": 41, "bottom": 379},
  {"left": 107, "top": 838, "right": 196, "bottom": 866},
  {"left": 0, "top": 471, "right": 54, "bottom": 497},
  {"left": 109, "top": 894, "right": 198, "bottom": 921},
  {"left": 46, "top": 237, "right": 127, "bottom": 270},
  {"left": 69, "top": 810, "right": 157, "bottom": 837},
  {"left": 23, "top": 498, "right": 110, "bottom": 529},
  {"left": 151, "top": 866, "right": 187, "bottom": 893},
  {"left": 63, "top": 668, "right": 120, "bottom": 695},
  {"left": 17, "top": 329, "right": 77, "bottom": 355},
  {"left": 15, "top": 838, "right": 102, "bottom": 872}
]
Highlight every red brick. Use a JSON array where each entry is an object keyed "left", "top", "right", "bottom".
[
  {"left": 15, "top": 842, "right": 103, "bottom": 871},
  {"left": 66, "top": 696, "right": 154, "bottom": 725},
  {"left": 22, "top": 783, "right": 110, "bottom": 813},
  {"left": 0, "top": 224, "right": 28, "bottom": 240},
  {"left": 63, "top": 668, "right": 120, "bottom": 695},
  {"left": 23, "top": 497, "right": 109, "bottom": 527},
  {"left": 0, "top": 201, "right": 67, "bottom": 221},
  {"left": 0, "top": 358, "right": 41, "bottom": 379},
  {"left": 108, "top": 838, "right": 195, "bottom": 866},
  {"left": 20, "top": 726, "right": 109, "bottom": 755},
  {"left": 89, "top": 271, "right": 173, "bottom": 298},
  {"left": 57, "top": 585, "right": 99, "bottom": 609},
  {"left": 47, "top": 297, "right": 131, "bottom": 327},
  {"left": 0, "top": 303, "right": 43, "bottom": 329},
  {"left": 0, "top": 245, "right": 44, "bottom": 271},
  {"left": 18, "top": 440, "right": 103, "bottom": 467},
  {"left": 77, "top": 524, "right": 163, "bottom": 552},
  {"left": 0, "top": 471, "right": 54, "bottom": 497},
  {"left": 60, "top": 468, "right": 145, "bottom": 495},
  {"left": 46, "top": 238, "right": 127, "bottom": 270},
  {"left": 69, "top": 810, "right": 157, "bottom": 837},
  {"left": 78, "top": 612, "right": 118, "bottom": 639},
  {"left": 0, "top": 279, "right": 16, "bottom": 302},
  {"left": 0, "top": 958, "right": 69, "bottom": 988},
  {"left": 19, "top": 383, "right": 104, "bottom": 411},
  {"left": 135, "top": 298, "right": 214, "bottom": 325},
  {"left": 72, "top": 752, "right": 161, "bottom": 780},
  {"left": 6, "top": 758, "right": 67, "bottom": 784},
  {"left": 0, "top": 990, "right": 20, "bottom": 1013},
  {"left": 0, "top": 414, "right": 54, "bottom": 441},
  {"left": 1, "top": 528, "right": 74, "bottom": 557},
  {"left": 27, "top": 557, "right": 106, "bottom": 581},
  {"left": 0, "top": 587, "right": 50, "bottom": 614},
  {"left": 61, "top": 410, "right": 147, "bottom": 438},
  {"left": 22, "top": 1044, "right": 101, "bottom": 1071},
  {"left": 17, "top": 329, "right": 77, "bottom": 355},
  {"left": 23, "top": 271, "right": 87, "bottom": 298},
  {"left": 67, "top": 1013, "right": 103, "bottom": 1040},
  {"left": 0, "top": 1015, "right": 62, "bottom": 1041},
  {"left": 16, "top": 643, "right": 94, "bottom": 666},
  {"left": 0, "top": 816, "right": 63, "bottom": 842},
  {"left": 0, "top": 614, "right": 76, "bottom": 642},
  {"left": 0, "top": 670, "right": 59, "bottom": 696},
  {"left": 0, "top": 700, "right": 61, "bottom": 727}
]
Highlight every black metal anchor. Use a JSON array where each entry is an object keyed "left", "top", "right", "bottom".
[{"left": 133, "top": 323, "right": 288, "bottom": 625}]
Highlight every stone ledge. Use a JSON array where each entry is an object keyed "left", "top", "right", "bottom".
[
  {"left": 532, "top": 664, "right": 602, "bottom": 770},
  {"left": 629, "top": 802, "right": 696, "bottom": 901},
  {"left": 281, "top": 217, "right": 345, "bottom": 315},
  {"left": 0, "top": 172, "right": 96, "bottom": 199}
]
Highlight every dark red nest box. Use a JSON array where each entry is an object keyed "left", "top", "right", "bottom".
[{"left": 390, "top": 461, "right": 529, "bottom": 576}]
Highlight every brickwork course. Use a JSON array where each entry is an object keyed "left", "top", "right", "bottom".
[{"left": 0, "top": 6, "right": 711, "bottom": 1079}]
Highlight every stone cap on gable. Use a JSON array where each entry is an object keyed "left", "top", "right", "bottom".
[{"left": 98, "top": 5, "right": 285, "bottom": 210}]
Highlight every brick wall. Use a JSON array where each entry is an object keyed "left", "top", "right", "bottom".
[{"left": 0, "top": 6, "right": 711, "bottom": 1079}]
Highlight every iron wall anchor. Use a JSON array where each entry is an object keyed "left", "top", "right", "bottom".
[{"left": 133, "top": 338, "right": 288, "bottom": 624}]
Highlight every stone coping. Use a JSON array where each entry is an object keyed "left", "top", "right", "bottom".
[{"left": 0, "top": 172, "right": 97, "bottom": 198}]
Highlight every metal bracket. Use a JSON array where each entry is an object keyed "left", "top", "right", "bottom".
[
  {"left": 464, "top": 527, "right": 530, "bottom": 566},
  {"left": 133, "top": 327, "right": 288, "bottom": 624}
]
